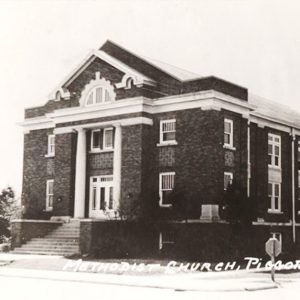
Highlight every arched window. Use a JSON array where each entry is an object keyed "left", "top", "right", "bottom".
[
  {"left": 85, "top": 86, "right": 112, "bottom": 106},
  {"left": 81, "top": 75, "right": 116, "bottom": 107}
]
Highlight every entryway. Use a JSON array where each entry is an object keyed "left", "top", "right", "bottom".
[{"left": 89, "top": 175, "right": 114, "bottom": 218}]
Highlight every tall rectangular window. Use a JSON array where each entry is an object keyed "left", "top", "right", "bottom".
[
  {"left": 224, "top": 119, "right": 233, "bottom": 148},
  {"left": 46, "top": 180, "right": 54, "bottom": 211},
  {"left": 268, "top": 133, "right": 281, "bottom": 167},
  {"left": 268, "top": 182, "right": 281, "bottom": 213},
  {"left": 159, "top": 172, "right": 175, "bottom": 207},
  {"left": 103, "top": 128, "right": 113, "bottom": 150},
  {"left": 160, "top": 120, "right": 176, "bottom": 144},
  {"left": 47, "top": 135, "right": 55, "bottom": 156},
  {"left": 91, "top": 129, "right": 102, "bottom": 150},
  {"left": 298, "top": 141, "right": 300, "bottom": 161},
  {"left": 91, "top": 128, "right": 114, "bottom": 151}
]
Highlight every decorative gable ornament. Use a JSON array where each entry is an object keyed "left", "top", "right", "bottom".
[
  {"left": 80, "top": 72, "right": 116, "bottom": 107},
  {"left": 53, "top": 88, "right": 71, "bottom": 101},
  {"left": 115, "top": 74, "right": 143, "bottom": 89}
]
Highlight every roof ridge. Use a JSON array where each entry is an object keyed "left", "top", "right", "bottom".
[{"left": 100, "top": 40, "right": 201, "bottom": 81}]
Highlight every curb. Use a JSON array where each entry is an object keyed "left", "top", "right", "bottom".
[{"left": 0, "top": 267, "right": 286, "bottom": 293}]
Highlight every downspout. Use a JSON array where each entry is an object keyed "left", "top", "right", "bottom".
[
  {"left": 247, "top": 119, "right": 251, "bottom": 198},
  {"left": 291, "top": 128, "right": 296, "bottom": 243}
]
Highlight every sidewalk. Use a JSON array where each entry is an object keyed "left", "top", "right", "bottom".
[{"left": 0, "top": 253, "right": 297, "bottom": 292}]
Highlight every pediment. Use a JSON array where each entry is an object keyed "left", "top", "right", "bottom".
[{"left": 48, "top": 50, "right": 156, "bottom": 101}]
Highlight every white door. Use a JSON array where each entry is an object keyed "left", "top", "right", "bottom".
[{"left": 89, "top": 176, "right": 114, "bottom": 218}]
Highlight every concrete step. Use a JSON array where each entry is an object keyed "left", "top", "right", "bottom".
[
  {"left": 13, "top": 247, "right": 79, "bottom": 253},
  {"left": 39, "top": 235, "right": 80, "bottom": 239},
  {"left": 22, "top": 242, "right": 79, "bottom": 247},
  {"left": 31, "top": 239, "right": 79, "bottom": 243},
  {"left": 21, "top": 245, "right": 79, "bottom": 251},
  {"left": 48, "top": 231, "right": 80, "bottom": 235},
  {"left": 12, "top": 249, "right": 78, "bottom": 256},
  {"left": 51, "top": 230, "right": 80, "bottom": 234},
  {"left": 12, "top": 221, "right": 81, "bottom": 256},
  {"left": 46, "top": 236, "right": 80, "bottom": 239},
  {"left": 27, "top": 240, "right": 79, "bottom": 246}
]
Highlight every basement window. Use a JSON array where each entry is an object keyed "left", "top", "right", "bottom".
[
  {"left": 159, "top": 231, "right": 175, "bottom": 251},
  {"left": 224, "top": 172, "right": 233, "bottom": 190},
  {"left": 272, "top": 232, "right": 282, "bottom": 245}
]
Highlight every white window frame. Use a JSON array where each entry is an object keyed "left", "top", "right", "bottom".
[
  {"left": 159, "top": 172, "right": 175, "bottom": 207},
  {"left": 46, "top": 179, "right": 54, "bottom": 211},
  {"left": 159, "top": 231, "right": 175, "bottom": 250},
  {"left": 89, "top": 175, "right": 114, "bottom": 213},
  {"left": 268, "top": 133, "right": 281, "bottom": 168},
  {"left": 91, "top": 129, "right": 101, "bottom": 151},
  {"left": 159, "top": 119, "right": 177, "bottom": 145},
  {"left": 90, "top": 128, "right": 114, "bottom": 152},
  {"left": 103, "top": 127, "right": 114, "bottom": 150},
  {"left": 85, "top": 86, "right": 112, "bottom": 106},
  {"left": 268, "top": 182, "right": 281, "bottom": 213},
  {"left": 47, "top": 134, "right": 55, "bottom": 156},
  {"left": 224, "top": 172, "right": 233, "bottom": 190},
  {"left": 224, "top": 119, "right": 234, "bottom": 148}
]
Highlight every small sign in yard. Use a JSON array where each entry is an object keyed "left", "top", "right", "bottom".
[{"left": 265, "top": 237, "right": 282, "bottom": 282}]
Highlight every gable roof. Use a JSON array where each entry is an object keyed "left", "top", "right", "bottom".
[
  {"left": 100, "top": 40, "right": 201, "bottom": 82},
  {"left": 47, "top": 49, "right": 155, "bottom": 100},
  {"left": 140, "top": 55, "right": 201, "bottom": 81}
]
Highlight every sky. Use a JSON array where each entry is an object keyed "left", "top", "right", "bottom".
[{"left": 0, "top": 0, "right": 300, "bottom": 197}]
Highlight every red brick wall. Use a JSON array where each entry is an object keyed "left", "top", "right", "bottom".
[
  {"left": 22, "top": 129, "right": 54, "bottom": 219},
  {"left": 53, "top": 132, "right": 77, "bottom": 216},
  {"left": 250, "top": 125, "right": 293, "bottom": 222}
]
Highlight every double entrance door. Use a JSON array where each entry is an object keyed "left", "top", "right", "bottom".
[{"left": 89, "top": 175, "right": 114, "bottom": 218}]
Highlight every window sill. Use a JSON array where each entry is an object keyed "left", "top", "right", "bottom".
[
  {"left": 268, "top": 165, "right": 281, "bottom": 170},
  {"left": 43, "top": 208, "right": 53, "bottom": 212},
  {"left": 223, "top": 144, "right": 236, "bottom": 151},
  {"left": 157, "top": 141, "right": 178, "bottom": 147},
  {"left": 45, "top": 154, "right": 55, "bottom": 158},
  {"left": 267, "top": 209, "right": 283, "bottom": 214},
  {"left": 89, "top": 149, "right": 114, "bottom": 154},
  {"left": 159, "top": 204, "right": 172, "bottom": 208}
]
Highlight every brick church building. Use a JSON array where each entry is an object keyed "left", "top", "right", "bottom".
[{"left": 12, "top": 40, "right": 300, "bottom": 259}]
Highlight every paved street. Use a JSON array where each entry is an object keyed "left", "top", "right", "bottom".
[
  {"left": 0, "top": 270, "right": 300, "bottom": 300},
  {"left": 1, "top": 254, "right": 300, "bottom": 299}
]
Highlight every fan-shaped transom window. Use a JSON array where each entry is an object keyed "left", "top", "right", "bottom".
[
  {"left": 81, "top": 74, "right": 116, "bottom": 107},
  {"left": 86, "top": 86, "right": 113, "bottom": 106}
]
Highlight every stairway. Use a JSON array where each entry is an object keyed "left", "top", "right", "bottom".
[{"left": 12, "top": 221, "right": 80, "bottom": 256}]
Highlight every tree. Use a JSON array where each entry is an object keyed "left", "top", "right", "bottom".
[
  {"left": 222, "top": 180, "right": 254, "bottom": 226},
  {"left": 0, "top": 187, "right": 16, "bottom": 243},
  {"left": 165, "top": 188, "right": 188, "bottom": 221}
]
